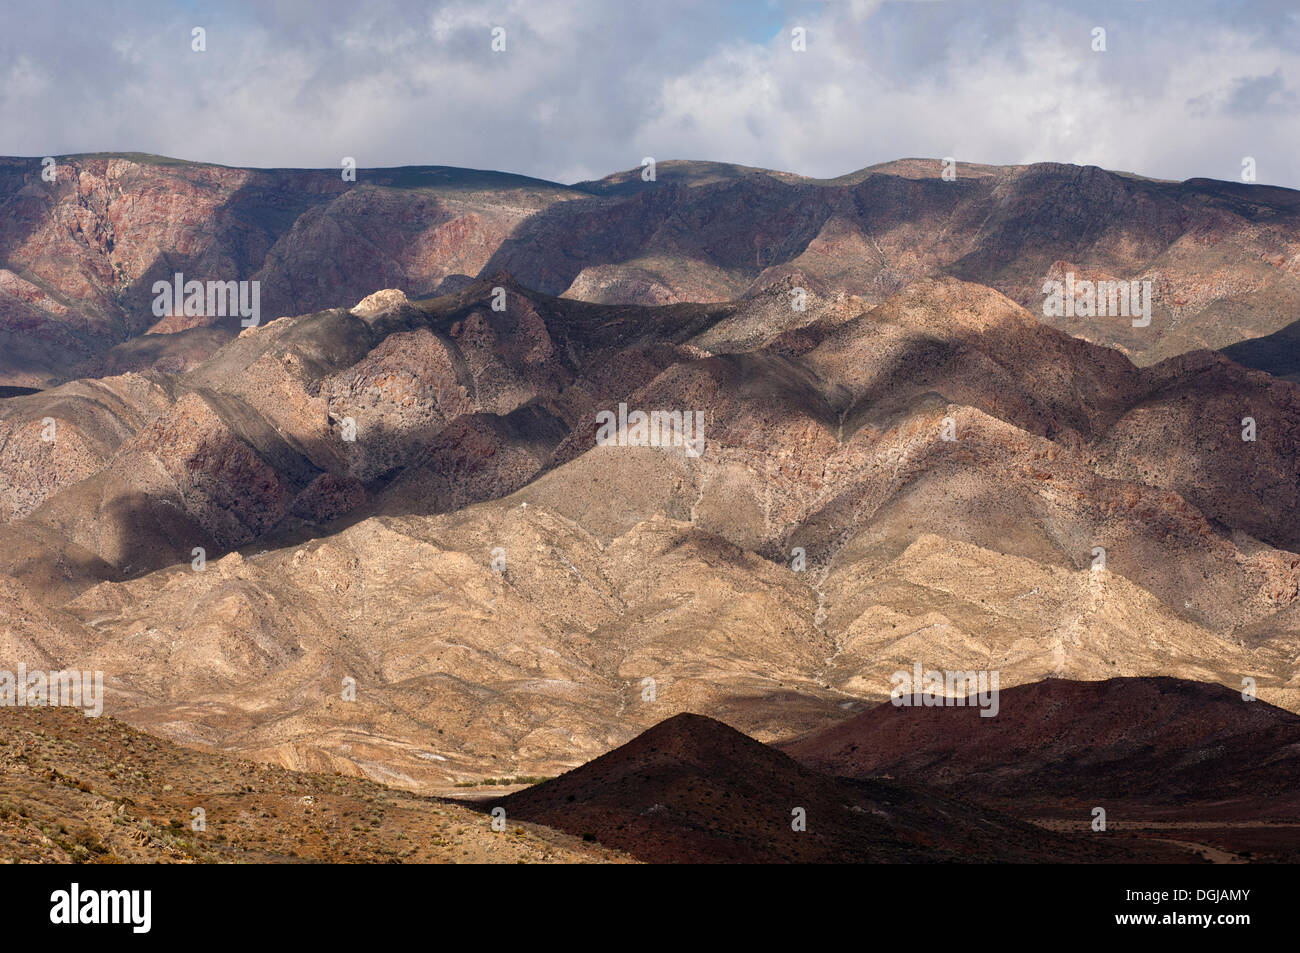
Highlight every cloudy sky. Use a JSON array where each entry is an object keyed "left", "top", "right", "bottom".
[{"left": 4, "top": 0, "right": 1300, "bottom": 187}]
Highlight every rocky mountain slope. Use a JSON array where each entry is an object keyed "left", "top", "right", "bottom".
[
  {"left": 0, "top": 275, "right": 1296, "bottom": 790},
  {"left": 6, "top": 154, "right": 1300, "bottom": 386},
  {"left": 0, "top": 706, "right": 628, "bottom": 864},
  {"left": 2, "top": 154, "right": 1298, "bottom": 841}
]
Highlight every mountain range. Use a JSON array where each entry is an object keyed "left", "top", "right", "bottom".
[
  {"left": 2, "top": 153, "right": 1298, "bottom": 863},
  {"left": 6, "top": 155, "right": 1300, "bottom": 387}
]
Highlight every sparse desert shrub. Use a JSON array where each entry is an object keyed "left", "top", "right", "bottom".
[{"left": 74, "top": 828, "right": 108, "bottom": 854}]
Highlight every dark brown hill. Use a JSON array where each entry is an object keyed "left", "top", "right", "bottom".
[
  {"left": 782, "top": 677, "right": 1300, "bottom": 812},
  {"left": 497, "top": 712, "right": 1181, "bottom": 863}
]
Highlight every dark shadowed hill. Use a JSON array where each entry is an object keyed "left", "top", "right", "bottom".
[
  {"left": 1221, "top": 318, "right": 1300, "bottom": 383},
  {"left": 496, "top": 712, "right": 1184, "bottom": 863},
  {"left": 782, "top": 677, "right": 1300, "bottom": 813}
]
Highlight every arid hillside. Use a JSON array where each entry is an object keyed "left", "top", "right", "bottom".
[
  {"left": 0, "top": 706, "right": 628, "bottom": 864},
  {"left": 1, "top": 154, "right": 1298, "bottom": 849},
  {"left": 7, "top": 154, "right": 1300, "bottom": 385},
  {"left": 0, "top": 272, "right": 1297, "bottom": 790}
]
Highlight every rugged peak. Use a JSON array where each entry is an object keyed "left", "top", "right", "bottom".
[{"left": 350, "top": 288, "right": 411, "bottom": 319}]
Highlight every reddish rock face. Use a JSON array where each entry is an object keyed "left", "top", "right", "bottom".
[
  {"left": 6, "top": 155, "right": 1300, "bottom": 386},
  {"left": 0, "top": 156, "right": 575, "bottom": 386},
  {"left": 781, "top": 676, "right": 1300, "bottom": 816},
  {"left": 2, "top": 276, "right": 1298, "bottom": 623}
]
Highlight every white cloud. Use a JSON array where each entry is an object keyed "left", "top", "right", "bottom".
[{"left": 1, "top": 0, "right": 1298, "bottom": 188}]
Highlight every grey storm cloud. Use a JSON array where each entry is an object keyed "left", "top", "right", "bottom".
[
  {"left": 1189, "top": 68, "right": 1300, "bottom": 117},
  {"left": 2, "top": 0, "right": 1300, "bottom": 187}
]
